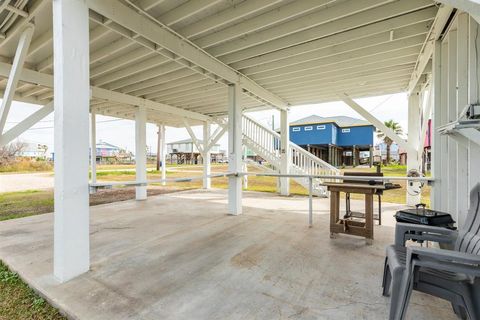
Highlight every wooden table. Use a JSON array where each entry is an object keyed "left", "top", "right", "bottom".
[{"left": 325, "top": 182, "right": 390, "bottom": 245}]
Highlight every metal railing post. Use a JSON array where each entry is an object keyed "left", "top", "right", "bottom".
[{"left": 309, "top": 177, "right": 313, "bottom": 227}]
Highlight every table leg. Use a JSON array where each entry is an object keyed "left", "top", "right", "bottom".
[
  {"left": 365, "top": 193, "right": 374, "bottom": 244},
  {"left": 378, "top": 194, "right": 382, "bottom": 225},
  {"left": 330, "top": 190, "right": 339, "bottom": 238}
]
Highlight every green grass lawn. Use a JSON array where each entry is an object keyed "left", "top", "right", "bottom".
[
  {"left": 0, "top": 165, "right": 430, "bottom": 223},
  {"left": 0, "top": 261, "right": 66, "bottom": 320},
  {"left": 338, "top": 165, "right": 431, "bottom": 206},
  {"left": 0, "top": 190, "right": 54, "bottom": 221}
]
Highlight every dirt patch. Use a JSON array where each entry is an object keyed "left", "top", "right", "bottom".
[
  {"left": 89, "top": 186, "right": 191, "bottom": 206},
  {"left": 0, "top": 186, "right": 195, "bottom": 221}
]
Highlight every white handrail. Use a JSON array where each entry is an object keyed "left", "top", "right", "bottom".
[{"left": 242, "top": 114, "right": 341, "bottom": 196}]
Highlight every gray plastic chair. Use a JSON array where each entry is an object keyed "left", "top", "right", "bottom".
[{"left": 382, "top": 183, "right": 480, "bottom": 320}]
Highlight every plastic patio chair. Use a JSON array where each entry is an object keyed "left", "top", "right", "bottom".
[{"left": 382, "top": 183, "right": 480, "bottom": 320}]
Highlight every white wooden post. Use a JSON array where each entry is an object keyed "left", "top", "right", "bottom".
[
  {"left": 243, "top": 146, "right": 248, "bottom": 189},
  {"left": 457, "top": 14, "right": 469, "bottom": 227},
  {"left": 447, "top": 30, "right": 458, "bottom": 214},
  {"left": 203, "top": 121, "right": 211, "bottom": 189},
  {"left": 53, "top": 0, "right": 90, "bottom": 282},
  {"left": 159, "top": 124, "right": 166, "bottom": 186},
  {"left": 431, "top": 40, "right": 443, "bottom": 210},
  {"left": 469, "top": 16, "right": 480, "bottom": 211},
  {"left": 228, "top": 84, "right": 242, "bottom": 215},
  {"left": 440, "top": 41, "right": 449, "bottom": 211},
  {"left": 135, "top": 106, "right": 147, "bottom": 200},
  {"left": 90, "top": 111, "right": 97, "bottom": 185},
  {"left": 280, "top": 109, "right": 290, "bottom": 196},
  {"left": 407, "top": 92, "right": 422, "bottom": 206}
]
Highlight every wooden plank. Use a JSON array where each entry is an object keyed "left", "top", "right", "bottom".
[
  {"left": 326, "top": 185, "right": 378, "bottom": 194},
  {"left": 365, "top": 194, "right": 374, "bottom": 241}
]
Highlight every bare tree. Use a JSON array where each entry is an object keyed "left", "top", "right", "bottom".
[{"left": 0, "top": 142, "right": 26, "bottom": 166}]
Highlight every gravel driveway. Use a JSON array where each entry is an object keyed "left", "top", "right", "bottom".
[{"left": 0, "top": 172, "right": 54, "bottom": 192}]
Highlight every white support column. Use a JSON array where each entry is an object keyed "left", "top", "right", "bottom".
[
  {"left": 439, "top": 41, "right": 450, "bottom": 211},
  {"left": 468, "top": 16, "right": 480, "bottom": 212},
  {"left": 447, "top": 30, "right": 458, "bottom": 215},
  {"left": 419, "top": 89, "right": 433, "bottom": 155},
  {"left": 159, "top": 124, "right": 166, "bottom": 186},
  {"left": 431, "top": 40, "right": 443, "bottom": 210},
  {"left": 280, "top": 109, "right": 290, "bottom": 196},
  {"left": 457, "top": 13, "right": 469, "bottom": 227},
  {"left": 135, "top": 106, "right": 147, "bottom": 200},
  {"left": 0, "top": 25, "right": 34, "bottom": 133},
  {"left": 203, "top": 121, "right": 211, "bottom": 189},
  {"left": 53, "top": 0, "right": 90, "bottom": 282},
  {"left": 243, "top": 146, "right": 248, "bottom": 190},
  {"left": 228, "top": 84, "right": 242, "bottom": 215},
  {"left": 90, "top": 110, "right": 97, "bottom": 185},
  {"left": 407, "top": 92, "right": 422, "bottom": 206}
]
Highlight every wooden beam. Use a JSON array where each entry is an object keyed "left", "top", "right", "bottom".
[
  {"left": 407, "top": 5, "right": 454, "bottom": 93},
  {"left": 437, "top": 0, "right": 480, "bottom": 23},
  {"left": 183, "top": 118, "right": 204, "bottom": 154},
  {"left": 339, "top": 93, "right": 413, "bottom": 152},
  {"left": 0, "top": 25, "right": 34, "bottom": 133},
  {"left": 0, "top": 102, "right": 53, "bottom": 146}
]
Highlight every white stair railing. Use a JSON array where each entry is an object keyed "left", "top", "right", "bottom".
[
  {"left": 242, "top": 115, "right": 340, "bottom": 196},
  {"left": 242, "top": 115, "right": 281, "bottom": 166}
]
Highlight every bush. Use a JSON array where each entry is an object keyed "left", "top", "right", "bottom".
[{"left": 0, "top": 158, "right": 53, "bottom": 173}]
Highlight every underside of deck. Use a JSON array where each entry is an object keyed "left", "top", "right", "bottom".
[{"left": 0, "top": 190, "right": 455, "bottom": 320}]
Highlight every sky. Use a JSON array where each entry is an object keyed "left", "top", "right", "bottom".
[{"left": 3, "top": 92, "right": 409, "bottom": 155}]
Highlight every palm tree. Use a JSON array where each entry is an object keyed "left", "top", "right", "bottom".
[{"left": 377, "top": 120, "right": 403, "bottom": 164}]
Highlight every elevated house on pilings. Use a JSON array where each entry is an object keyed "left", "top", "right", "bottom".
[
  {"left": 289, "top": 115, "right": 374, "bottom": 167},
  {"left": 167, "top": 138, "right": 223, "bottom": 165}
]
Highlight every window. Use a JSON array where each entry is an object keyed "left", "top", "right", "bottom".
[
  {"left": 304, "top": 126, "right": 313, "bottom": 131},
  {"left": 342, "top": 128, "right": 351, "bottom": 133},
  {"left": 317, "top": 125, "right": 326, "bottom": 130},
  {"left": 292, "top": 127, "right": 300, "bottom": 132}
]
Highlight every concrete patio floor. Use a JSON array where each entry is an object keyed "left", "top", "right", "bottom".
[{"left": 0, "top": 189, "right": 455, "bottom": 320}]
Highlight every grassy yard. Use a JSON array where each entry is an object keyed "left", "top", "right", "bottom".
[
  {"left": 0, "top": 159, "right": 53, "bottom": 174},
  {"left": 94, "top": 164, "right": 431, "bottom": 206},
  {"left": 339, "top": 165, "right": 431, "bottom": 207},
  {"left": 0, "top": 164, "right": 430, "bottom": 223},
  {"left": 0, "top": 261, "right": 66, "bottom": 320}
]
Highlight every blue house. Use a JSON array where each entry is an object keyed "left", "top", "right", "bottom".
[{"left": 289, "top": 115, "right": 375, "bottom": 167}]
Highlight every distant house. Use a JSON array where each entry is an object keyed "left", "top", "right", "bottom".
[
  {"left": 96, "top": 141, "right": 121, "bottom": 157},
  {"left": 18, "top": 142, "right": 48, "bottom": 158},
  {"left": 167, "top": 139, "right": 224, "bottom": 164},
  {"left": 94, "top": 140, "right": 132, "bottom": 164},
  {"left": 288, "top": 115, "right": 375, "bottom": 167}
]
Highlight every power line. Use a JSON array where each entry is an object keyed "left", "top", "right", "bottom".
[{"left": 10, "top": 118, "right": 126, "bottom": 131}]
